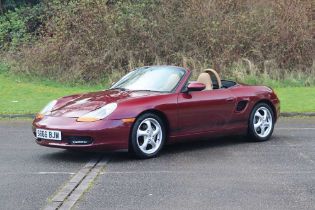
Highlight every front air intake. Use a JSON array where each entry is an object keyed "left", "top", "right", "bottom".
[{"left": 67, "top": 136, "right": 93, "bottom": 145}]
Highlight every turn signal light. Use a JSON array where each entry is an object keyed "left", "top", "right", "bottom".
[
  {"left": 122, "top": 118, "right": 136, "bottom": 123},
  {"left": 77, "top": 117, "right": 99, "bottom": 122},
  {"left": 35, "top": 113, "right": 44, "bottom": 119}
]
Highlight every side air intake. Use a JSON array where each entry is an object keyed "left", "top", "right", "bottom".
[{"left": 236, "top": 100, "right": 248, "bottom": 112}]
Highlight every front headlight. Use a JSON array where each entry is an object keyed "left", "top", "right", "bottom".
[
  {"left": 35, "top": 100, "right": 57, "bottom": 119},
  {"left": 77, "top": 103, "right": 117, "bottom": 122}
]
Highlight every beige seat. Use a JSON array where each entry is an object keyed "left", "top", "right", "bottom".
[
  {"left": 204, "top": 69, "right": 222, "bottom": 89},
  {"left": 196, "top": 72, "right": 212, "bottom": 90}
]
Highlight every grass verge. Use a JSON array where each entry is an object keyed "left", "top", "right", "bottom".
[
  {"left": 274, "top": 87, "right": 315, "bottom": 113},
  {"left": 0, "top": 73, "right": 102, "bottom": 114},
  {"left": 0, "top": 70, "right": 314, "bottom": 114}
]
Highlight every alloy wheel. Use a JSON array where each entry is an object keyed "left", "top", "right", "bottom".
[
  {"left": 253, "top": 107, "right": 273, "bottom": 138},
  {"left": 136, "top": 118, "right": 163, "bottom": 155}
]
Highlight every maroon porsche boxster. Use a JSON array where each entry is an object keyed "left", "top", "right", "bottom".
[{"left": 33, "top": 65, "right": 280, "bottom": 158}]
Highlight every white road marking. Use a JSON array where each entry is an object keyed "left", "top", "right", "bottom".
[
  {"left": 277, "top": 127, "right": 315, "bottom": 130},
  {"left": 100, "top": 170, "right": 190, "bottom": 175},
  {"left": 0, "top": 172, "right": 75, "bottom": 175},
  {"left": 100, "top": 170, "right": 315, "bottom": 175},
  {"left": 284, "top": 140, "right": 315, "bottom": 165},
  {"left": 268, "top": 144, "right": 315, "bottom": 147},
  {"left": 38, "top": 172, "right": 76, "bottom": 175}
]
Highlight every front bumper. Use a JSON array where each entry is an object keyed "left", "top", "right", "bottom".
[{"left": 32, "top": 116, "right": 132, "bottom": 151}]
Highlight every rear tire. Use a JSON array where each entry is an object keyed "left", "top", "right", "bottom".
[
  {"left": 130, "top": 113, "right": 166, "bottom": 158},
  {"left": 248, "top": 103, "right": 275, "bottom": 141}
]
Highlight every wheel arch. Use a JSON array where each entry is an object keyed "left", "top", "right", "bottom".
[
  {"left": 136, "top": 109, "right": 170, "bottom": 135},
  {"left": 128, "top": 109, "right": 170, "bottom": 151}
]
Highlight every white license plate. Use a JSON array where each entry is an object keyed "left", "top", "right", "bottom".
[{"left": 36, "top": 129, "right": 61, "bottom": 141}]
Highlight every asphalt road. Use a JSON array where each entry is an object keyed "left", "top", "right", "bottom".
[
  {"left": 0, "top": 120, "right": 93, "bottom": 210},
  {"left": 0, "top": 118, "right": 314, "bottom": 210}
]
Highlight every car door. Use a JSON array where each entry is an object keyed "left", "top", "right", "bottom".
[{"left": 177, "top": 88, "right": 236, "bottom": 135}]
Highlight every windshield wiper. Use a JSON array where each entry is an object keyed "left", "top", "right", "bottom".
[
  {"left": 109, "top": 87, "right": 128, "bottom": 91},
  {"left": 131, "top": 89, "right": 168, "bottom": 93}
]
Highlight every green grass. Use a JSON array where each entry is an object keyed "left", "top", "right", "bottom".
[
  {"left": 274, "top": 87, "right": 315, "bottom": 113},
  {"left": 0, "top": 73, "right": 102, "bottom": 114},
  {"left": 0, "top": 66, "right": 314, "bottom": 114}
]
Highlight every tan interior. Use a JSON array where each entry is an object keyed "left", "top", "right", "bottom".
[
  {"left": 196, "top": 72, "right": 212, "bottom": 90},
  {"left": 204, "top": 69, "right": 222, "bottom": 88},
  {"left": 196, "top": 69, "right": 222, "bottom": 91}
]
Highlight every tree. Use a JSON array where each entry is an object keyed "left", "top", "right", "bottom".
[
  {"left": 0, "top": 0, "right": 3, "bottom": 14},
  {"left": 0, "top": 0, "right": 40, "bottom": 13}
]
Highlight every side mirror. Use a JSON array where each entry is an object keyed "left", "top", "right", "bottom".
[{"left": 186, "top": 82, "right": 205, "bottom": 92}]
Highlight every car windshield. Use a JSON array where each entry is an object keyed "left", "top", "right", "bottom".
[{"left": 110, "top": 66, "right": 185, "bottom": 92}]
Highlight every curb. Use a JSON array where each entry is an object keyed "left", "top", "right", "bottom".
[
  {"left": 43, "top": 155, "right": 109, "bottom": 210},
  {"left": 1, "top": 113, "right": 315, "bottom": 119},
  {"left": 280, "top": 112, "right": 315, "bottom": 117},
  {"left": 0, "top": 114, "right": 35, "bottom": 118}
]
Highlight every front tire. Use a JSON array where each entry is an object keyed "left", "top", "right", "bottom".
[
  {"left": 130, "top": 113, "right": 166, "bottom": 158},
  {"left": 248, "top": 103, "right": 275, "bottom": 141}
]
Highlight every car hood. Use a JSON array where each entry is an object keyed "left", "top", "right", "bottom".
[{"left": 50, "top": 89, "right": 159, "bottom": 118}]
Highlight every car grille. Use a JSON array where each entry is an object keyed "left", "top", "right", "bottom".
[{"left": 66, "top": 136, "right": 93, "bottom": 145}]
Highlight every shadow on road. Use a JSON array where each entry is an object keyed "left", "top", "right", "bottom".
[
  {"left": 164, "top": 135, "right": 248, "bottom": 154},
  {"left": 35, "top": 133, "right": 286, "bottom": 164},
  {"left": 111, "top": 135, "right": 251, "bottom": 162},
  {"left": 37, "top": 135, "right": 271, "bottom": 163}
]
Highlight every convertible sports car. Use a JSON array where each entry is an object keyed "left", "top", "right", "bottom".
[{"left": 33, "top": 65, "right": 280, "bottom": 158}]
